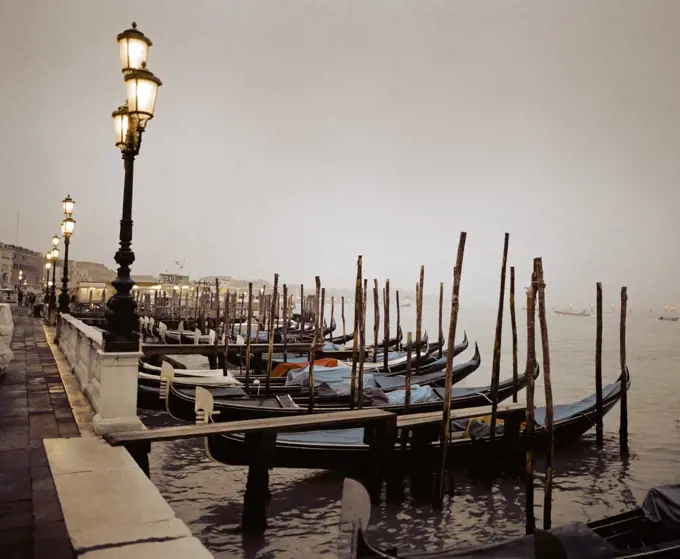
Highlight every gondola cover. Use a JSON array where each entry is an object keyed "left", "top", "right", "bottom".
[{"left": 642, "top": 484, "right": 680, "bottom": 531}]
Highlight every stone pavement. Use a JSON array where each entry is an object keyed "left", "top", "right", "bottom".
[{"left": 0, "top": 308, "right": 78, "bottom": 559}]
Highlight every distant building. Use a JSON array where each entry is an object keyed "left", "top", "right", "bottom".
[
  {"left": 0, "top": 242, "right": 44, "bottom": 289},
  {"left": 0, "top": 246, "right": 12, "bottom": 288}
]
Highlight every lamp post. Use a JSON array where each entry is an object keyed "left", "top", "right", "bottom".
[
  {"left": 50, "top": 237, "right": 59, "bottom": 316},
  {"left": 105, "top": 22, "right": 162, "bottom": 351},
  {"left": 44, "top": 253, "right": 53, "bottom": 304},
  {"left": 58, "top": 196, "right": 76, "bottom": 314}
]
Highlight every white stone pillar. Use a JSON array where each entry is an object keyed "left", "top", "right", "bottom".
[{"left": 92, "top": 350, "right": 144, "bottom": 435}]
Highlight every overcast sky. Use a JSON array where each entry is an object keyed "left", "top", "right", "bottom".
[{"left": 1, "top": 0, "right": 679, "bottom": 307}]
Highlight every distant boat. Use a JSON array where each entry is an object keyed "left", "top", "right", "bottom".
[
  {"left": 554, "top": 309, "right": 591, "bottom": 317},
  {"left": 400, "top": 297, "right": 412, "bottom": 308},
  {"left": 659, "top": 316, "right": 680, "bottom": 322}
]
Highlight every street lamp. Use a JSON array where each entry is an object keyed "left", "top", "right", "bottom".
[
  {"left": 50, "top": 244, "right": 59, "bottom": 313},
  {"left": 58, "top": 198, "right": 76, "bottom": 313},
  {"left": 44, "top": 253, "right": 53, "bottom": 303},
  {"left": 106, "top": 22, "right": 162, "bottom": 351},
  {"left": 44, "top": 260, "right": 52, "bottom": 303}
]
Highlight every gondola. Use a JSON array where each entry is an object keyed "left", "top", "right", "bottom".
[
  {"left": 362, "top": 325, "right": 404, "bottom": 352},
  {"left": 330, "top": 332, "right": 356, "bottom": 345},
  {"left": 164, "top": 344, "right": 489, "bottom": 422},
  {"left": 137, "top": 362, "right": 242, "bottom": 411},
  {"left": 228, "top": 331, "right": 443, "bottom": 375},
  {"left": 344, "top": 478, "right": 680, "bottom": 558},
  {"left": 554, "top": 309, "right": 591, "bottom": 317},
  {"left": 203, "top": 369, "right": 629, "bottom": 472},
  {"left": 658, "top": 316, "right": 679, "bottom": 322}
]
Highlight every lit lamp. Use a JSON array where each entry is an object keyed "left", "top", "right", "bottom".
[
  {"left": 62, "top": 194, "right": 75, "bottom": 217},
  {"left": 49, "top": 244, "right": 59, "bottom": 312},
  {"left": 44, "top": 253, "right": 53, "bottom": 303},
  {"left": 58, "top": 211, "right": 76, "bottom": 314},
  {"left": 106, "top": 22, "right": 162, "bottom": 351},
  {"left": 117, "top": 22, "right": 151, "bottom": 74}
]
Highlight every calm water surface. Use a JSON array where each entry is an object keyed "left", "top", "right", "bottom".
[{"left": 141, "top": 304, "right": 680, "bottom": 558}]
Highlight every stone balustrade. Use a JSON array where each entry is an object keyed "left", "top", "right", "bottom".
[{"left": 58, "top": 314, "right": 144, "bottom": 435}]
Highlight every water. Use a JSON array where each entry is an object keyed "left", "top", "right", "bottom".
[{"left": 141, "top": 304, "right": 680, "bottom": 558}]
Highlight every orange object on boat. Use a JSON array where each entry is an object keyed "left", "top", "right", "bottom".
[{"left": 271, "top": 358, "right": 340, "bottom": 377}]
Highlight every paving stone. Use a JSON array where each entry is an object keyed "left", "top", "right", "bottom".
[
  {"left": 0, "top": 500, "right": 32, "bottom": 530},
  {"left": 34, "top": 536, "right": 74, "bottom": 559},
  {"left": 0, "top": 470, "right": 31, "bottom": 502},
  {"left": 34, "top": 501, "right": 64, "bottom": 524},
  {"left": 0, "top": 426, "right": 29, "bottom": 451},
  {"left": 0, "top": 310, "right": 75, "bottom": 559},
  {"left": 0, "top": 449, "right": 30, "bottom": 472}
]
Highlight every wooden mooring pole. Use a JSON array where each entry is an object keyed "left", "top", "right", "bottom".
[
  {"left": 620, "top": 286, "right": 629, "bottom": 455},
  {"left": 266, "top": 274, "right": 279, "bottom": 395},
  {"left": 237, "top": 293, "right": 244, "bottom": 336},
  {"left": 282, "top": 284, "right": 288, "bottom": 363},
  {"left": 373, "top": 279, "right": 379, "bottom": 363},
  {"left": 245, "top": 283, "right": 253, "bottom": 390},
  {"left": 308, "top": 277, "right": 321, "bottom": 413},
  {"left": 383, "top": 280, "right": 390, "bottom": 372},
  {"left": 433, "top": 232, "right": 467, "bottom": 510},
  {"left": 329, "top": 296, "right": 334, "bottom": 342},
  {"left": 350, "top": 256, "right": 362, "bottom": 409},
  {"left": 320, "top": 287, "right": 326, "bottom": 342},
  {"left": 416, "top": 266, "right": 424, "bottom": 376},
  {"left": 222, "top": 288, "right": 230, "bottom": 375},
  {"left": 510, "top": 267, "right": 519, "bottom": 403},
  {"left": 525, "top": 264, "right": 538, "bottom": 535},
  {"left": 299, "top": 284, "right": 304, "bottom": 335},
  {"left": 438, "top": 281, "right": 444, "bottom": 358},
  {"left": 193, "top": 283, "right": 200, "bottom": 324},
  {"left": 595, "top": 282, "right": 604, "bottom": 446},
  {"left": 358, "top": 279, "right": 367, "bottom": 408},
  {"left": 400, "top": 333, "right": 413, "bottom": 448},
  {"left": 396, "top": 290, "right": 401, "bottom": 350},
  {"left": 535, "top": 258, "right": 555, "bottom": 530},
  {"left": 341, "top": 296, "right": 346, "bottom": 340},
  {"left": 489, "top": 233, "right": 510, "bottom": 444}
]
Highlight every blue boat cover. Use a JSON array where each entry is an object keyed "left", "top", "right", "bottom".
[
  {"left": 286, "top": 364, "right": 376, "bottom": 388},
  {"left": 385, "top": 385, "right": 437, "bottom": 406},
  {"left": 533, "top": 379, "right": 620, "bottom": 425},
  {"left": 276, "top": 376, "right": 623, "bottom": 446}
]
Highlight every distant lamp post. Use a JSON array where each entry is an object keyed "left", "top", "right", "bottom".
[
  {"left": 50, "top": 244, "right": 59, "bottom": 313},
  {"left": 58, "top": 199, "right": 76, "bottom": 313},
  {"left": 106, "top": 22, "right": 162, "bottom": 351},
  {"left": 44, "top": 254, "right": 53, "bottom": 303},
  {"left": 17, "top": 269, "right": 23, "bottom": 289}
]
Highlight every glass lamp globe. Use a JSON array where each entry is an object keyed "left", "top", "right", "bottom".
[{"left": 117, "top": 22, "right": 152, "bottom": 73}]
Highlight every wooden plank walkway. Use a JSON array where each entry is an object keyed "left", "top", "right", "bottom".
[
  {"left": 106, "top": 403, "right": 526, "bottom": 446},
  {"left": 105, "top": 409, "right": 395, "bottom": 445}
]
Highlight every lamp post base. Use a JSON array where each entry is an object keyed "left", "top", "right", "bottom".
[
  {"left": 102, "top": 330, "right": 140, "bottom": 353},
  {"left": 58, "top": 292, "right": 70, "bottom": 315}
]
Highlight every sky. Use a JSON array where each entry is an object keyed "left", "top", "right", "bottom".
[{"left": 1, "top": 0, "right": 679, "bottom": 308}]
